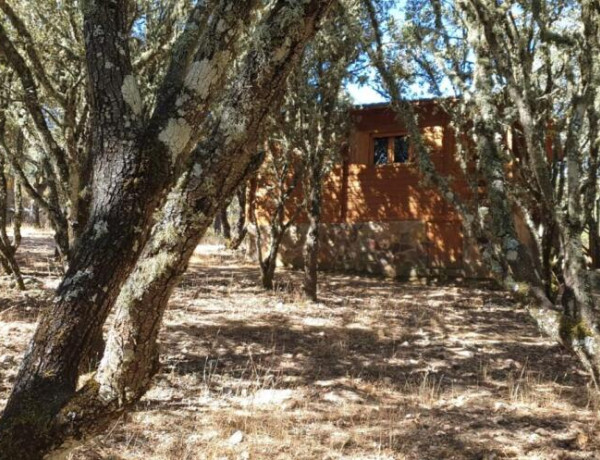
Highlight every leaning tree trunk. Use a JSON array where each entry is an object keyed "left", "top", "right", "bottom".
[
  {"left": 0, "top": 0, "right": 253, "bottom": 457},
  {"left": 31, "top": 1, "right": 333, "bottom": 453},
  {"left": 471, "top": 57, "right": 600, "bottom": 383}
]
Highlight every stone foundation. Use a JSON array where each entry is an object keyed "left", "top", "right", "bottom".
[{"left": 248, "top": 220, "right": 487, "bottom": 279}]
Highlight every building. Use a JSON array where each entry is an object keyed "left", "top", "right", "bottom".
[{"left": 251, "top": 100, "right": 490, "bottom": 279}]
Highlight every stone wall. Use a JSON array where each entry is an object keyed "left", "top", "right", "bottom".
[{"left": 248, "top": 220, "right": 488, "bottom": 280}]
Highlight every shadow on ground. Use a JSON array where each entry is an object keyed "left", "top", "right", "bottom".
[{"left": 1, "top": 234, "right": 598, "bottom": 459}]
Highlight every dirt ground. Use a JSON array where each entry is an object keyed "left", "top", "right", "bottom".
[{"left": 1, "top": 230, "right": 600, "bottom": 459}]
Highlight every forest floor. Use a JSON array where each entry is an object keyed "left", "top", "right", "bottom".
[{"left": 1, "top": 230, "right": 600, "bottom": 459}]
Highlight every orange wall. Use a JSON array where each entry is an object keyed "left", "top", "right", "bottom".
[
  {"left": 252, "top": 101, "right": 475, "bottom": 225},
  {"left": 315, "top": 101, "right": 468, "bottom": 225}
]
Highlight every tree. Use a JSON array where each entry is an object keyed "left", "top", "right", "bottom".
[
  {"left": 213, "top": 204, "right": 232, "bottom": 240},
  {"left": 251, "top": 136, "right": 305, "bottom": 290},
  {"left": 249, "top": 10, "right": 358, "bottom": 296},
  {"left": 295, "top": 15, "right": 354, "bottom": 301},
  {"left": 0, "top": 110, "right": 24, "bottom": 289},
  {"left": 229, "top": 183, "right": 250, "bottom": 249},
  {"left": 0, "top": 0, "right": 264, "bottom": 456},
  {"left": 0, "top": 1, "right": 334, "bottom": 457},
  {"left": 0, "top": 0, "right": 198, "bottom": 262},
  {"left": 362, "top": 0, "right": 600, "bottom": 382},
  {"left": 55, "top": 0, "right": 334, "bottom": 448}
]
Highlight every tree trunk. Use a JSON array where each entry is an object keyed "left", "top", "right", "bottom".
[
  {"left": 32, "top": 176, "right": 46, "bottom": 228},
  {"left": 213, "top": 209, "right": 222, "bottom": 234},
  {"left": 229, "top": 183, "right": 248, "bottom": 249},
  {"left": 303, "top": 215, "right": 319, "bottom": 300},
  {"left": 220, "top": 206, "right": 231, "bottom": 240},
  {"left": 12, "top": 178, "right": 22, "bottom": 249},
  {"left": 31, "top": 200, "right": 41, "bottom": 228},
  {"left": 257, "top": 217, "right": 285, "bottom": 291},
  {"left": 85, "top": 0, "right": 332, "bottom": 405},
  {"left": 261, "top": 259, "right": 277, "bottom": 290},
  {"left": 302, "top": 145, "right": 324, "bottom": 301},
  {"left": 0, "top": 0, "right": 252, "bottom": 456},
  {"left": 4, "top": 2, "right": 333, "bottom": 455},
  {"left": 589, "top": 216, "right": 600, "bottom": 269},
  {"left": 0, "top": 158, "right": 24, "bottom": 290}
]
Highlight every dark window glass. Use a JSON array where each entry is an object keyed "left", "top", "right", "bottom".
[
  {"left": 374, "top": 137, "right": 388, "bottom": 165},
  {"left": 394, "top": 136, "right": 410, "bottom": 163}
]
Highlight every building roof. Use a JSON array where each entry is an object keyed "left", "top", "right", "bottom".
[{"left": 351, "top": 97, "right": 458, "bottom": 112}]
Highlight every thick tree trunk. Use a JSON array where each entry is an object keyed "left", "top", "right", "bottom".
[
  {"left": 0, "top": 0, "right": 252, "bottom": 456},
  {"left": 9, "top": 2, "right": 333, "bottom": 455}
]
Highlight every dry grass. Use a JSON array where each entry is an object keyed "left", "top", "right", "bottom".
[{"left": 1, "top": 230, "right": 599, "bottom": 459}]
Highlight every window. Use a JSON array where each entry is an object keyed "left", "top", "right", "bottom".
[
  {"left": 372, "top": 135, "right": 411, "bottom": 165},
  {"left": 394, "top": 136, "right": 410, "bottom": 163},
  {"left": 373, "top": 137, "right": 389, "bottom": 165}
]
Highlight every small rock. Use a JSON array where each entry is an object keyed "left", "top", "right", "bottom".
[
  {"left": 228, "top": 430, "right": 244, "bottom": 446},
  {"left": 323, "top": 389, "right": 363, "bottom": 405},
  {"left": 251, "top": 389, "right": 293, "bottom": 406}
]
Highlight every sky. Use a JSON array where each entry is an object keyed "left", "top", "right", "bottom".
[
  {"left": 346, "top": 82, "right": 388, "bottom": 105},
  {"left": 344, "top": 4, "right": 403, "bottom": 105}
]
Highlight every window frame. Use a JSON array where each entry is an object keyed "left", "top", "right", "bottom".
[{"left": 370, "top": 132, "right": 413, "bottom": 166}]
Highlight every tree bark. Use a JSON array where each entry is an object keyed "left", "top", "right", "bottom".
[
  {"left": 0, "top": 1, "right": 253, "bottom": 457},
  {"left": 85, "top": 0, "right": 332, "bottom": 408},
  {"left": 0, "top": 150, "right": 24, "bottom": 290},
  {"left": 6, "top": 1, "right": 332, "bottom": 455},
  {"left": 229, "top": 183, "right": 248, "bottom": 249},
  {"left": 255, "top": 199, "right": 291, "bottom": 290},
  {"left": 303, "top": 163, "right": 322, "bottom": 301},
  {"left": 220, "top": 206, "right": 231, "bottom": 240}
]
